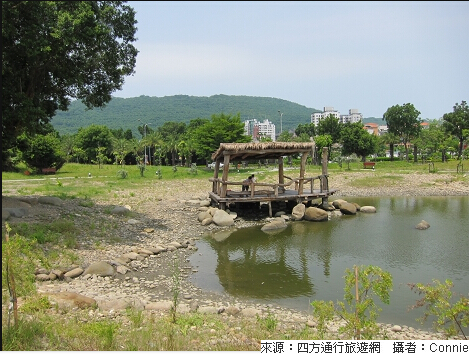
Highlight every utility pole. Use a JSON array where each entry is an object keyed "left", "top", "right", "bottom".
[
  {"left": 278, "top": 110, "right": 284, "bottom": 134},
  {"left": 138, "top": 119, "right": 151, "bottom": 169}
]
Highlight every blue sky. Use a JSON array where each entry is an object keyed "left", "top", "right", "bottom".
[{"left": 115, "top": 1, "right": 469, "bottom": 120}]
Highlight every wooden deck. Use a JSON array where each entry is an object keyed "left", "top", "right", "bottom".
[{"left": 209, "top": 175, "right": 337, "bottom": 217}]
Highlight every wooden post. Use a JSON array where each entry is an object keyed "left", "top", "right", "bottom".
[
  {"left": 219, "top": 155, "right": 231, "bottom": 211},
  {"left": 212, "top": 162, "right": 219, "bottom": 193},
  {"left": 321, "top": 147, "right": 329, "bottom": 207},
  {"left": 220, "top": 155, "right": 231, "bottom": 198},
  {"left": 298, "top": 153, "right": 307, "bottom": 194},
  {"left": 278, "top": 156, "right": 284, "bottom": 185}
]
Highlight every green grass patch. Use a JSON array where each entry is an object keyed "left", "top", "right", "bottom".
[
  {"left": 3, "top": 219, "right": 78, "bottom": 250},
  {"left": 347, "top": 174, "right": 404, "bottom": 188}
]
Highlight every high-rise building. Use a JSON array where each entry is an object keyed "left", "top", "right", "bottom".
[
  {"left": 244, "top": 119, "right": 276, "bottom": 141},
  {"left": 311, "top": 107, "right": 362, "bottom": 126}
]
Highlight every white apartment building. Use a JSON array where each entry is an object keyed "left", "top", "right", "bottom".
[
  {"left": 311, "top": 107, "right": 363, "bottom": 126},
  {"left": 340, "top": 108, "right": 363, "bottom": 124},
  {"left": 244, "top": 119, "right": 276, "bottom": 141}
]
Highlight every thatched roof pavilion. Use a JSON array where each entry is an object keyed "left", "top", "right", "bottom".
[
  {"left": 211, "top": 142, "right": 316, "bottom": 162},
  {"left": 208, "top": 142, "right": 336, "bottom": 216}
]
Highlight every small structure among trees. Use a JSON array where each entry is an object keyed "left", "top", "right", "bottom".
[{"left": 208, "top": 142, "right": 337, "bottom": 216}]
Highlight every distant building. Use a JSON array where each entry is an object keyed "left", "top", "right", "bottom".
[
  {"left": 341, "top": 109, "right": 363, "bottom": 124},
  {"left": 378, "top": 121, "right": 429, "bottom": 136},
  {"left": 363, "top": 122, "right": 379, "bottom": 135},
  {"left": 378, "top": 125, "right": 388, "bottom": 135},
  {"left": 244, "top": 119, "right": 276, "bottom": 141},
  {"left": 311, "top": 107, "right": 362, "bottom": 126}
]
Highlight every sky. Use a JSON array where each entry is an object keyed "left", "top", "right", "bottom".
[{"left": 115, "top": 1, "right": 469, "bottom": 120}]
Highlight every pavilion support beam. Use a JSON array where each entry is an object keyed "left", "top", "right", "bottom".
[
  {"left": 218, "top": 155, "right": 231, "bottom": 211},
  {"left": 298, "top": 153, "right": 307, "bottom": 194},
  {"left": 321, "top": 147, "right": 329, "bottom": 207},
  {"left": 278, "top": 156, "right": 284, "bottom": 185},
  {"left": 212, "top": 161, "right": 220, "bottom": 193},
  {"left": 220, "top": 155, "right": 230, "bottom": 197}
]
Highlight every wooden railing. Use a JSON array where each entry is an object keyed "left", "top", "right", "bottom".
[{"left": 209, "top": 174, "right": 329, "bottom": 198}]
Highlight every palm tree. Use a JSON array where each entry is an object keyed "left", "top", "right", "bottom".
[
  {"left": 145, "top": 131, "right": 164, "bottom": 166},
  {"left": 111, "top": 137, "right": 131, "bottom": 166}
]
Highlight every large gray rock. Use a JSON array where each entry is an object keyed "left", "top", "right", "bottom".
[
  {"left": 64, "top": 267, "right": 84, "bottom": 278},
  {"left": 261, "top": 218, "right": 287, "bottom": 231},
  {"left": 360, "top": 206, "right": 377, "bottom": 213},
  {"left": 201, "top": 217, "right": 213, "bottom": 225},
  {"left": 212, "top": 209, "right": 235, "bottom": 226},
  {"left": 241, "top": 308, "right": 262, "bottom": 317},
  {"left": 146, "top": 246, "right": 166, "bottom": 254},
  {"left": 2, "top": 208, "right": 29, "bottom": 219},
  {"left": 121, "top": 252, "right": 140, "bottom": 260},
  {"left": 291, "top": 203, "right": 306, "bottom": 221},
  {"left": 98, "top": 298, "right": 145, "bottom": 311},
  {"left": 2, "top": 209, "right": 11, "bottom": 221},
  {"left": 38, "top": 196, "right": 63, "bottom": 206},
  {"left": 83, "top": 261, "right": 115, "bottom": 276},
  {"left": 110, "top": 206, "right": 131, "bottom": 215},
  {"left": 332, "top": 199, "right": 347, "bottom": 209},
  {"left": 198, "top": 210, "right": 211, "bottom": 222},
  {"left": 45, "top": 292, "right": 96, "bottom": 309},
  {"left": 16, "top": 196, "right": 39, "bottom": 205},
  {"left": 167, "top": 241, "right": 184, "bottom": 249},
  {"left": 304, "top": 207, "right": 329, "bottom": 221},
  {"left": 415, "top": 220, "right": 430, "bottom": 230},
  {"left": 340, "top": 202, "right": 357, "bottom": 215}
]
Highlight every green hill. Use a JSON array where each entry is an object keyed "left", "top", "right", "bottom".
[{"left": 52, "top": 94, "right": 380, "bottom": 136}]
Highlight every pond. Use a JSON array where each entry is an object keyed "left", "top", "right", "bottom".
[{"left": 189, "top": 196, "right": 469, "bottom": 329}]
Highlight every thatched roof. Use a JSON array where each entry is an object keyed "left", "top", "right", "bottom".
[{"left": 211, "top": 142, "right": 315, "bottom": 162}]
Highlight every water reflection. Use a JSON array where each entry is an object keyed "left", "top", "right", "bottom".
[
  {"left": 204, "top": 227, "right": 315, "bottom": 298},
  {"left": 190, "top": 196, "right": 469, "bottom": 327}
]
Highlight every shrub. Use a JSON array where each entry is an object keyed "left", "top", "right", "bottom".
[
  {"left": 19, "top": 133, "right": 66, "bottom": 172},
  {"left": 311, "top": 265, "right": 393, "bottom": 339},
  {"left": 408, "top": 279, "right": 468, "bottom": 339}
]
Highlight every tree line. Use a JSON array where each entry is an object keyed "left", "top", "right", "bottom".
[{"left": 14, "top": 100, "right": 468, "bottom": 174}]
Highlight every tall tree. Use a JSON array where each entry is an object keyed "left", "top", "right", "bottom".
[
  {"left": 382, "top": 103, "right": 422, "bottom": 161},
  {"left": 379, "top": 132, "right": 400, "bottom": 161},
  {"left": 19, "top": 133, "right": 66, "bottom": 172},
  {"left": 340, "top": 122, "right": 379, "bottom": 161},
  {"left": 277, "top": 131, "right": 294, "bottom": 142},
  {"left": 313, "top": 135, "right": 332, "bottom": 164},
  {"left": 442, "top": 101, "right": 469, "bottom": 160},
  {"left": 412, "top": 121, "right": 446, "bottom": 161},
  {"left": 156, "top": 122, "right": 187, "bottom": 166},
  {"left": 112, "top": 137, "right": 133, "bottom": 167},
  {"left": 295, "top": 123, "right": 316, "bottom": 139},
  {"left": 2, "top": 1, "right": 138, "bottom": 170},
  {"left": 75, "top": 125, "right": 113, "bottom": 164},
  {"left": 193, "top": 113, "right": 251, "bottom": 162},
  {"left": 316, "top": 114, "right": 342, "bottom": 143}
]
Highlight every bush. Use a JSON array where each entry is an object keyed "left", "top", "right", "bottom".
[
  {"left": 19, "top": 133, "right": 66, "bottom": 172},
  {"left": 311, "top": 265, "right": 393, "bottom": 340},
  {"left": 116, "top": 169, "right": 128, "bottom": 179}
]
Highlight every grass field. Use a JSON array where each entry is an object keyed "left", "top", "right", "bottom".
[{"left": 2, "top": 159, "right": 465, "bottom": 199}]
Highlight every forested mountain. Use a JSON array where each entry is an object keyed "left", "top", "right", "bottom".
[{"left": 52, "top": 94, "right": 382, "bottom": 136}]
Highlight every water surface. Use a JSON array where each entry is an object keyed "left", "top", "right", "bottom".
[{"left": 189, "top": 196, "right": 469, "bottom": 329}]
